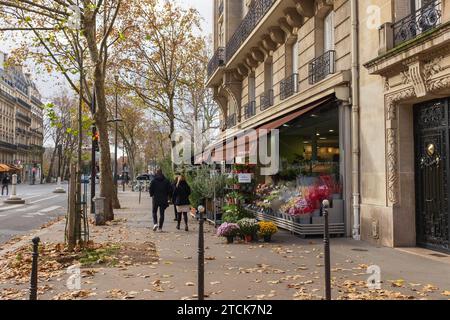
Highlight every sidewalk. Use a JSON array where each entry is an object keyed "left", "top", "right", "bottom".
[{"left": 1, "top": 191, "right": 449, "bottom": 300}]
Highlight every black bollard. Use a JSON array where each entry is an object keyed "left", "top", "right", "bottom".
[
  {"left": 197, "top": 205, "right": 205, "bottom": 300},
  {"left": 322, "top": 200, "right": 331, "bottom": 300},
  {"left": 29, "top": 237, "right": 40, "bottom": 300},
  {"left": 139, "top": 183, "right": 142, "bottom": 204}
]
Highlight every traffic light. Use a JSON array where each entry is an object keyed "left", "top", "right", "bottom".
[{"left": 93, "top": 130, "right": 100, "bottom": 152}]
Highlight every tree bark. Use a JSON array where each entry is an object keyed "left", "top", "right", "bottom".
[
  {"left": 46, "top": 145, "right": 58, "bottom": 183},
  {"left": 84, "top": 7, "right": 120, "bottom": 219}
]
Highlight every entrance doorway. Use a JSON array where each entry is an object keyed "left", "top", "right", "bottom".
[{"left": 414, "top": 98, "right": 450, "bottom": 252}]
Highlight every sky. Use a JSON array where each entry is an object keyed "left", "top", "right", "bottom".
[{"left": 0, "top": 0, "right": 214, "bottom": 101}]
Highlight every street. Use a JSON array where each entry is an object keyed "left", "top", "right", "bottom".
[{"left": 0, "top": 183, "right": 68, "bottom": 245}]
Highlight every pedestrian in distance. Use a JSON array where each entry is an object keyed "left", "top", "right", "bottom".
[
  {"left": 171, "top": 173, "right": 180, "bottom": 221},
  {"left": 1, "top": 173, "right": 10, "bottom": 196},
  {"left": 149, "top": 168, "right": 172, "bottom": 232},
  {"left": 173, "top": 174, "right": 191, "bottom": 232}
]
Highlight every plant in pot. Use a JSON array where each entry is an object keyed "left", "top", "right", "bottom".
[
  {"left": 258, "top": 221, "right": 278, "bottom": 242},
  {"left": 216, "top": 222, "right": 240, "bottom": 244},
  {"left": 237, "top": 218, "right": 259, "bottom": 243}
]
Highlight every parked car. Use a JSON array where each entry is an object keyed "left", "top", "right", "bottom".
[{"left": 136, "top": 174, "right": 153, "bottom": 181}]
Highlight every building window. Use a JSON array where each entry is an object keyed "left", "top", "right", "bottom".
[{"left": 324, "top": 11, "right": 335, "bottom": 53}]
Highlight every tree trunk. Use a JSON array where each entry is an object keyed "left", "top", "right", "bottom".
[
  {"left": 66, "top": 164, "right": 78, "bottom": 251},
  {"left": 84, "top": 8, "right": 120, "bottom": 218},
  {"left": 46, "top": 145, "right": 58, "bottom": 183}
]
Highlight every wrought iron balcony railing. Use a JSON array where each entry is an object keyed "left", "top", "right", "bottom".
[
  {"left": 393, "top": 1, "right": 441, "bottom": 46},
  {"left": 244, "top": 101, "right": 256, "bottom": 119},
  {"left": 207, "top": 47, "right": 225, "bottom": 79},
  {"left": 0, "top": 87, "right": 16, "bottom": 104},
  {"left": 225, "top": 0, "right": 276, "bottom": 62},
  {"left": 0, "top": 140, "right": 17, "bottom": 150},
  {"left": 17, "top": 98, "right": 32, "bottom": 110},
  {"left": 16, "top": 112, "right": 31, "bottom": 124},
  {"left": 218, "top": 1, "right": 224, "bottom": 16},
  {"left": 308, "top": 50, "right": 336, "bottom": 85},
  {"left": 226, "top": 113, "right": 237, "bottom": 129},
  {"left": 260, "top": 89, "right": 274, "bottom": 111},
  {"left": 280, "top": 74, "right": 299, "bottom": 100}
]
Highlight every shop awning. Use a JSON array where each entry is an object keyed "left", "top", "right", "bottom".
[
  {"left": 257, "top": 96, "right": 334, "bottom": 130},
  {"left": 195, "top": 95, "right": 335, "bottom": 163},
  {"left": 0, "top": 164, "right": 10, "bottom": 172}
]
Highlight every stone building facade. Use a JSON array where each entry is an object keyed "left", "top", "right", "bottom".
[
  {"left": 207, "top": 0, "right": 450, "bottom": 252},
  {"left": 0, "top": 52, "right": 44, "bottom": 183}
]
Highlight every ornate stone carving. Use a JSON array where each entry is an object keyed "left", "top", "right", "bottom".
[
  {"left": 387, "top": 128, "right": 399, "bottom": 204},
  {"left": 427, "top": 74, "right": 450, "bottom": 92},
  {"left": 384, "top": 87, "right": 415, "bottom": 206}
]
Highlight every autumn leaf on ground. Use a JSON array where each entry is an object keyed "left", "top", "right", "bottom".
[
  {"left": 390, "top": 279, "right": 405, "bottom": 288},
  {"left": 185, "top": 282, "right": 195, "bottom": 286},
  {"left": 442, "top": 291, "right": 450, "bottom": 296}
]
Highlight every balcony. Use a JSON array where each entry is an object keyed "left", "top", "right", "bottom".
[
  {"left": 260, "top": 89, "right": 274, "bottom": 111},
  {"left": 393, "top": 1, "right": 441, "bottom": 46},
  {"left": 308, "top": 50, "right": 336, "bottom": 85},
  {"left": 16, "top": 112, "right": 31, "bottom": 124},
  {"left": 244, "top": 101, "right": 256, "bottom": 119},
  {"left": 225, "top": 0, "right": 276, "bottom": 62},
  {"left": 17, "top": 98, "right": 31, "bottom": 110},
  {"left": 0, "top": 140, "right": 17, "bottom": 151},
  {"left": 226, "top": 114, "right": 236, "bottom": 129},
  {"left": 280, "top": 74, "right": 299, "bottom": 100},
  {"left": 0, "top": 87, "right": 16, "bottom": 104},
  {"left": 207, "top": 47, "right": 225, "bottom": 79}
]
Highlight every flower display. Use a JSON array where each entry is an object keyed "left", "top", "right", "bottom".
[
  {"left": 237, "top": 218, "right": 259, "bottom": 235},
  {"left": 281, "top": 196, "right": 314, "bottom": 216},
  {"left": 258, "top": 221, "right": 278, "bottom": 236},
  {"left": 216, "top": 222, "right": 240, "bottom": 237}
]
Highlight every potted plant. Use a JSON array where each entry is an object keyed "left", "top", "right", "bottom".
[
  {"left": 216, "top": 222, "right": 240, "bottom": 244},
  {"left": 237, "top": 218, "right": 259, "bottom": 242},
  {"left": 258, "top": 221, "right": 278, "bottom": 242}
]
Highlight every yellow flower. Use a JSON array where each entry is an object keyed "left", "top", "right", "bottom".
[{"left": 258, "top": 221, "right": 278, "bottom": 236}]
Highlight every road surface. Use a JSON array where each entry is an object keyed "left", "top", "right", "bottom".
[{"left": 0, "top": 183, "right": 69, "bottom": 244}]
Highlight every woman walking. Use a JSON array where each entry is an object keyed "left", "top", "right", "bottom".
[{"left": 173, "top": 175, "right": 191, "bottom": 231}]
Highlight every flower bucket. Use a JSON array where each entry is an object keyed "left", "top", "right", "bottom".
[
  {"left": 226, "top": 236, "right": 234, "bottom": 244},
  {"left": 244, "top": 235, "right": 252, "bottom": 243},
  {"left": 263, "top": 235, "right": 272, "bottom": 243}
]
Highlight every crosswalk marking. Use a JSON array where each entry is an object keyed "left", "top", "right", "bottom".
[
  {"left": 29, "top": 195, "right": 60, "bottom": 204},
  {"left": 16, "top": 205, "right": 41, "bottom": 212},
  {"left": 0, "top": 204, "right": 25, "bottom": 212},
  {"left": 38, "top": 205, "right": 63, "bottom": 213}
]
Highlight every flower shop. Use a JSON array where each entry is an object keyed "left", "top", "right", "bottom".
[{"left": 216, "top": 98, "right": 347, "bottom": 242}]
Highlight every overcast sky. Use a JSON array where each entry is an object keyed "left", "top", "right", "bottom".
[{"left": 0, "top": 0, "right": 213, "bottom": 101}]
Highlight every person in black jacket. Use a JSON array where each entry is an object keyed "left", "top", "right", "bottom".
[
  {"left": 171, "top": 173, "right": 180, "bottom": 221},
  {"left": 1, "top": 174, "right": 10, "bottom": 196},
  {"left": 173, "top": 174, "right": 191, "bottom": 231},
  {"left": 149, "top": 169, "right": 172, "bottom": 232}
]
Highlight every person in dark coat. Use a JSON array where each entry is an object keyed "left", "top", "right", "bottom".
[
  {"left": 149, "top": 169, "right": 172, "bottom": 232},
  {"left": 1, "top": 174, "right": 10, "bottom": 196},
  {"left": 171, "top": 173, "right": 180, "bottom": 221},
  {"left": 173, "top": 175, "right": 191, "bottom": 231}
]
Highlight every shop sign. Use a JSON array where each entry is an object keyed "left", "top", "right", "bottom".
[{"left": 238, "top": 173, "right": 252, "bottom": 184}]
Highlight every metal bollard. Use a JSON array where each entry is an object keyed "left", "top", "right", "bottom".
[
  {"left": 139, "top": 182, "right": 142, "bottom": 204},
  {"left": 29, "top": 237, "right": 40, "bottom": 300},
  {"left": 197, "top": 205, "right": 205, "bottom": 300},
  {"left": 322, "top": 200, "right": 331, "bottom": 300}
]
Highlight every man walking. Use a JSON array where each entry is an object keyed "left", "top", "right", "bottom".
[
  {"left": 2, "top": 174, "right": 10, "bottom": 196},
  {"left": 149, "top": 169, "right": 172, "bottom": 232}
]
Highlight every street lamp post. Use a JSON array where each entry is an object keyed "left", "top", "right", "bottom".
[{"left": 114, "top": 75, "right": 119, "bottom": 189}]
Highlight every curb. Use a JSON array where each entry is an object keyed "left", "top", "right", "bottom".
[{"left": 0, "top": 219, "right": 65, "bottom": 258}]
